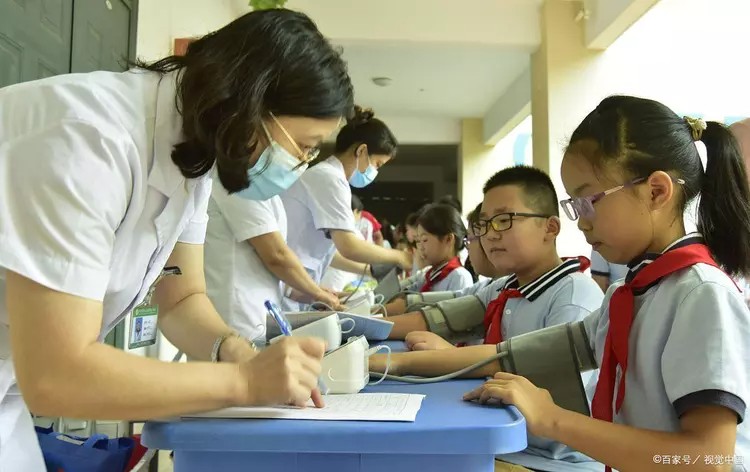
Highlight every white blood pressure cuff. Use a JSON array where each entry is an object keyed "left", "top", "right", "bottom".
[
  {"left": 405, "top": 291, "right": 456, "bottom": 308},
  {"left": 497, "top": 321, "right": 597, "bottom": 416},
  {"left": 420, "top": 296, "right": 486, "bottom": 344}
]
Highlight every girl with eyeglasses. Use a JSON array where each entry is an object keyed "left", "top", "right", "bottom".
[{"left": 468, "top": 96, "right": 750, "bottom": 472}]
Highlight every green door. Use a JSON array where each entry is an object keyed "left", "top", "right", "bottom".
[
  {"left": 1, "top": 0, "right": 138, "bottom": 348},
  {"left": 0, "top": 0, "right": 74, "bottom": 86},
  {"left": 70, "top": 0, "right": 133, "bottom": 73}
]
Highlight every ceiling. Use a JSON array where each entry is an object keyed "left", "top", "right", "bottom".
[
  {"left": 274, "top": 0, "right": 546, "bottom": 142},
  {"left": 338, "top": 40, "right": 530, "bottom": 118}
]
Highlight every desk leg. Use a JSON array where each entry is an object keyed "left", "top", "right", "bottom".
[{"left": 174, "top": 451, "right": 495, "bottom": 472}]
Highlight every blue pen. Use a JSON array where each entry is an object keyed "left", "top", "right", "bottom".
[{"left": 264, "top": 300, "right": 329, "bottom": 395}]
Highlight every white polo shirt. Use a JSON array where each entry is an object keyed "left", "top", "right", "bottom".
[
  {"left": 204, "top": 181, "right": 287, "bottom": 342},
  {"left": 584, "top": 234, "right": 749, "bottom": 470},
  {"left": 455, "top": 277, "right": 496, "bottom": 298},
  {"left": 0, "top": 69, "right": 211, "bottom": 470},
  {"left": 591, "top": 250, "right": 628, "bottom": 286},
  {"left": 404, "top": 261, "right": 474, "bottom": 293},
  {"left": 486, "top": 258, "right": 605, "bottom": 472},
  {"left": 321, "top": 218, "right": 366, "bottom": 292},
  {"left": 356, "top": 216, "right": 374, "bottom": 242}
]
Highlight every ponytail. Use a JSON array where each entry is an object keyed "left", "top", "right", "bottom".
[{"left": 698, "top": 121, "right": 750, "bottom": 276}]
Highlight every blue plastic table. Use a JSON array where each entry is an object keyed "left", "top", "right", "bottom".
[{"left": 142, "top": 379, "right": 527, "bottom": 472}]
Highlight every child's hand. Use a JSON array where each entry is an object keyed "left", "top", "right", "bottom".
[
  {"left": 463, "top": 372, "right": 561, "bottom": 437},
  {"left": 405, "top": 331, "right": 455, "bottom": 351}
]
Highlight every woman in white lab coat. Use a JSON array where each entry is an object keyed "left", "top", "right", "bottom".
[
  {"left": 0, "top": 9, "right": 352, "bottom": 470},
  {"left": 281, "top": 107, "right": 413, "bottom": 310},
  {"left": 203, "top": 133, "right": 343, "bottom": 341}
]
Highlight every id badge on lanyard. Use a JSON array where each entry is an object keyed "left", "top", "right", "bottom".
[{"left": 128, "top": 266, "right": 181, "bottom": 349}]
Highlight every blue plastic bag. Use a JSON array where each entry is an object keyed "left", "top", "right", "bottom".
[{"left": 35, "top": 425, "right": 135, "bottom": 472}]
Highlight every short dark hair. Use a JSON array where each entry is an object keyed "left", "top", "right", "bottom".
[
  {"left": 136, "top": 9, "right": 354, "bottom": 193},
  {"left": 351, "top": 194, "right": 364, "bottom": 212},
  {"left": 483, "top": 165, "right": 559, "bottom": 217},
  {"left": 334, "top": 106, "right": 398, "bottom": 157},
  {"left": 417, "top": 203, "right": 467, "bottom": 254},
  {"left": 569, "top": 95, "right": 750, "bottom": 276}
]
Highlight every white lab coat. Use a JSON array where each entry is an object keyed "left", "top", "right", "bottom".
[
  {"left": 320, "top": 220, "right": 366, "bottom": 292},
  {"left": 355, "top": 217, "right": 374, "bottom": 243},
  {"left": 281, "top": 156, "right": 356, "bottom": 310},
  {"left": 0, "top": 69, "right": 211, "bottom": 470},
  {"left": 204, "top": 181, "right": 287, "bottom": 342}
]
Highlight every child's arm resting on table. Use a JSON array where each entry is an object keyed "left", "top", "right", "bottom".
[
  {"left": 370, "top": 344, "right": 501, "bottom": 378},
  {"left": 465, "top": 373, "right": 738, "bottom": 472},
  {"left": 387, "top": 311, "right": 429, "bottom": 339}
]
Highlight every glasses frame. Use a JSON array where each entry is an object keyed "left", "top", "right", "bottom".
[
  {"left": 268, "top": 113, "right": 321, "bottom": 165},
  {"left": 472, "top": 212, "right": 551, "bottom": 237},
  {"left": 559, "top": 176, "right": 686, "bottom": 221}
]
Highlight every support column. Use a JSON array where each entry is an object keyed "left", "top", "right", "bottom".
[
  {"left": 458, "top": 118, "right": 494, "bottom": 213},
  {"left": 531, "top": 0, "right": 607, "bottom": 256}
]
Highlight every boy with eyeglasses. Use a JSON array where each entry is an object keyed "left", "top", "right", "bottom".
[
  {"left": 382, "top": 165, "right": 603, "bottom": 349},
  {"left": 372, "top": 166, "right": 604, "bottom": 472}
]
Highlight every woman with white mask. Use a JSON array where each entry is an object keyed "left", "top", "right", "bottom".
[
  {"left": 204, "top": 113, "right": 344, "bottom": 343},
  {"left": 281, "top": 107, "right": 413, "bottom": 311},
  {"left": 0, "top": 9, "right": 352, "bottom": 470}
]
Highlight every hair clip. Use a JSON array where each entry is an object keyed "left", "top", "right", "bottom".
[{"left": 683, "top": 116, "right": 707, "bottom": 141}]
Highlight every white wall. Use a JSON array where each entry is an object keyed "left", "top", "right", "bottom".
[
  {"left": 595, "top": 0, "right": 750, "bottom": 121},
  {"left": 483, "top": 0, "right": 748, "bottom": 260},
  {"left": 373, "top": 115, "right": 461, "bottom": 145},
  {"left": 136, "top": 0, "right": 248, "bottom": 61}
]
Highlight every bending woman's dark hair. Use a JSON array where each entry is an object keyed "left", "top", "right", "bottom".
[
  {"left": 417, "top": 203, "right": 467, "bottom": 255},
  {"left": 135, "top": 9, "right": 354, "bottom": 193},
  {"left": 568, "top": 95, "right": 750, "bottom": 276}
]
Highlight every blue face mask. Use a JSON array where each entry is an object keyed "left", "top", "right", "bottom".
[
  {"left": 349, "top": 153, "right": 378, "bottom": 188},
  {"left": 235, "top": 142, "right": 307, "bottom": 201}
]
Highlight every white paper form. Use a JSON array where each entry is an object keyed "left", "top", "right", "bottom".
[{"left": 183, "top": 393, "right": 425, "bottom": 422}]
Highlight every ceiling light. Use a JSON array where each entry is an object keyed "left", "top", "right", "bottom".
[{"left": 371, "top": 77, "right": 392, "bottom": 87}]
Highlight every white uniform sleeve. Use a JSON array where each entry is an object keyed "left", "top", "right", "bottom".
[
  {"left": 544, "top": 276, "right": 604, "bottom": 328},
  {"left": 662, "top": 281, "right": 750, "bottom": 421},
  {"left": 362, "top": 219, "right": 374, "bottom": 242},
  {"left": 178, "top": 177, "right": 212, "bottom": 244},
  {"left": 209, "top": 185, "right": 280, "bottom": 242},
  {"left": 405, "top": 274, "right": 426, "bottom": 293},
  {"left": 582, "top": 308, "right": 604, "bottom": 363},
  {"left": 590, "top": 250, "right": 610, "bottom": 277},
  {"left": 475, "top": 277, "right": 510, "bottom": 308},
  {"left": 442, "top": 268, "right": 474, "bottom": 292},
  {"left": 303, "top": 167, "right": 356, "bottom": 233},
  {"left": 0, "top": 120, "right": 130, "bottom": 301},
  {"left": 456, "top": 278, "right": 491, "bottom": 297}
]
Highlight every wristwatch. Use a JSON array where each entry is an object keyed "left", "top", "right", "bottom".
[{"left": 211, "top": 332, "right": 257, "bottom": 363}]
